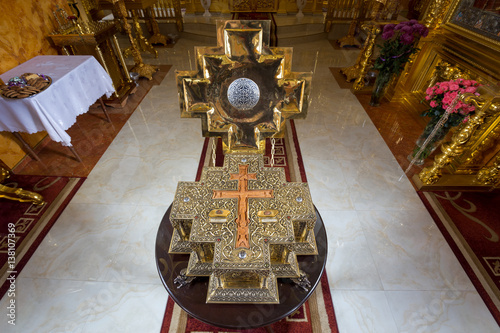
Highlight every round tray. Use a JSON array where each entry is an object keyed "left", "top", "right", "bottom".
[{"left": 0, "top": 74, "right": 52, "bottom": 99}]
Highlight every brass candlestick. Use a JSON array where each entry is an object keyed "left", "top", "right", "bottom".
[
  {"left": 112, "top": 0, "right": 157, "bottom": 80},
  {"left": 123, "top": 9, "right": 158, "bottom": 58},
  {"left": 147, "top": 6, "right": 168, "bottom": 46}
]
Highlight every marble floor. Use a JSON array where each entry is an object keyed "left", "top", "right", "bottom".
[{"left": 1, "top": 25, "right": 499, "bottom": 332}]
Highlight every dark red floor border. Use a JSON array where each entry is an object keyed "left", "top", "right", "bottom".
[
  {"left": 320, "top": 272, "right": 339, "bottom": 331},
  {"left": 417, "top": 191, "right": 500, "bottom": 326}
]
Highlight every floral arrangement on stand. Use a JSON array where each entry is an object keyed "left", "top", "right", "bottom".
[
  {"left": 408, "top": 78, "right": 481, "bottom": 165},
  {"left": 370, "top": 20, "right": 429, "bottom": 106}
]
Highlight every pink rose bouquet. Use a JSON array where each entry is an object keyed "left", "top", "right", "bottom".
[
  {"left": 409, "top": 78, "right": 481, "bottom": 162},
  {"left": 422, "top": 78, "right": 481, "bottom": 127}
]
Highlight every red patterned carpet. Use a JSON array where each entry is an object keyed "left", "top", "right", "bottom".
[
  {"left": 0, "top": 174, "right": 85, "bottom": 298},
  {"left": 419, "top": 190, "right": 500, "bottom": 324}
]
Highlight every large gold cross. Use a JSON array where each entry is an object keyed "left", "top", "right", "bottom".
[
  {"left": 176, "top": 20, "right": 311, "bottom": 153},
  {"left": 213, "top": 164, "right": 274, "bottom": 248}
]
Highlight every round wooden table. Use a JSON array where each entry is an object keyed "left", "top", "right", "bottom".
[{"left": 155, "top": 205, "right": 328, "bottom": 330}]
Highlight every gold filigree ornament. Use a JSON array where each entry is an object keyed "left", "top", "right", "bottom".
[
  {"left": 169, "top": 153, "right": 317, "bottom": 303},
  {"left": 176, "top": 20, "right": 312, "bottom": 154},
  {"left": 0, "top": 168, "right": 44, "bottom": 205}
]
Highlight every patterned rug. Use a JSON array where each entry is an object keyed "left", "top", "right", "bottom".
[
  {"left": 419, "top": 190, "right": 500, "bottom": 325},
  {"left": 0, "top": 174, "right": 85, "bottom": 298},
  {"left": 200, "top": 120, "right": 306, "bottom": 183}
]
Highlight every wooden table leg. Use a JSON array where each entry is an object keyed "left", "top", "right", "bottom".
[
  {"left": 67, "top": 145, "right": 83, "bottom": 162},
  {"left": 12, "top": 132, "right": 42, "bottom": 162},
  {"left": 99, "top": 98, "right": 111, "bottom": 123}
]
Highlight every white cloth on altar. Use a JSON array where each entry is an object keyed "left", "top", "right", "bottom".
[{"left": 0, "top": 55, "right": 115, "bottom": 146}]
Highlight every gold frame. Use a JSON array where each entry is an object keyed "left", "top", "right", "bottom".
[{"left": 445, "top": 0, "right": 500, "bottom": 48}]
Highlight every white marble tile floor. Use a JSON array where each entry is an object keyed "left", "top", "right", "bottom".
[{"left": 0, "top": 26, "right": 498, "bottom": 333}]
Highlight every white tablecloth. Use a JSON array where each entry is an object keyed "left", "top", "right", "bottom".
[{"left": 0, "top": 55, "right": 114, "bottom": 146}]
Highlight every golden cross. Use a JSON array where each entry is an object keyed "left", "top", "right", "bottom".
[
  {"left": 213, "top": 164, "right": 274, "bottom": 249},
  {"left": 176, "top": 21, "right": 311, "bottom": 153}
]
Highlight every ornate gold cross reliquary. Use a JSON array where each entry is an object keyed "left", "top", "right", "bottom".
[{"left": 169, "top": 20, "right": 317, "bottom": 304}]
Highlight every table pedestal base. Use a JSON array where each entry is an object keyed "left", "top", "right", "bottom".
[
  {"left": 98, "top": 98, "right": 111, "bottom": 123},
  {"left": 156, "top": 204, "right": 327, "bottom": 330}
]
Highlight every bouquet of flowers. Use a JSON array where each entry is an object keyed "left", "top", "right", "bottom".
[
  {"left": 423, "top": 78, "right": 480, "bottom": 127},
  {"left": 373, "top": 20, "right": 429, "bottom": 76},
  {"left": 409, "top": 78, "right": 481, "bottom": 163},
  {"left": 370, "top": 20, "right": 429, "bottom": 106}
]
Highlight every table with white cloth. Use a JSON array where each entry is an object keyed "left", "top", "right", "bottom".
[{"left": 0, "top": 55, "right": 115, "bottom": 161}]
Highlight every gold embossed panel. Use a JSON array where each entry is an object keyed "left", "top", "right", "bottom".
[{"left": 169, "top": 153, "right": 317, "bottom": 303}]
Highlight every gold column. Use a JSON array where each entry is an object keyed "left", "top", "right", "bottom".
[
  {"left": 94, "top": 44, "right": 117, "bottom": 93},
  {"left": 123, "top": 9, "right": 158, "bottom": 59},
  {"left": 112, "top": 0, "right": 158, "bottom": 80},
  {"left": 112, "top": 35, "right": 132, "bottom": 83},
  {"left": 340, "top": 23, "right": 380, "bottom": 90}
]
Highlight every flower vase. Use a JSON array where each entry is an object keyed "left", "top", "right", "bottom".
[
  {"left": 369, "top": 71, "right": 393, "bottom": 107},
  {"left": 296, "top": 0, "right": 306, "bottom": 19},
  {"left": 408, "top": 117, "right": 451, "bottom": 165},
  {"left": 201, "top": 0, "right": 211, "bottom": 17}
]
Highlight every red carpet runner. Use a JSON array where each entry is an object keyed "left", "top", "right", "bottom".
[
  {"left": 0, "top": 175, "right": 85, "bottom": 298},
  {"left": 161, "top": 120, "right": 339, "bottom": 332}
]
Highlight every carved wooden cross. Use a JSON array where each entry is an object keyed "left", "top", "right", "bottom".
[{"left": 212, "top": 164, "right": 274, "bottom": 248}]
